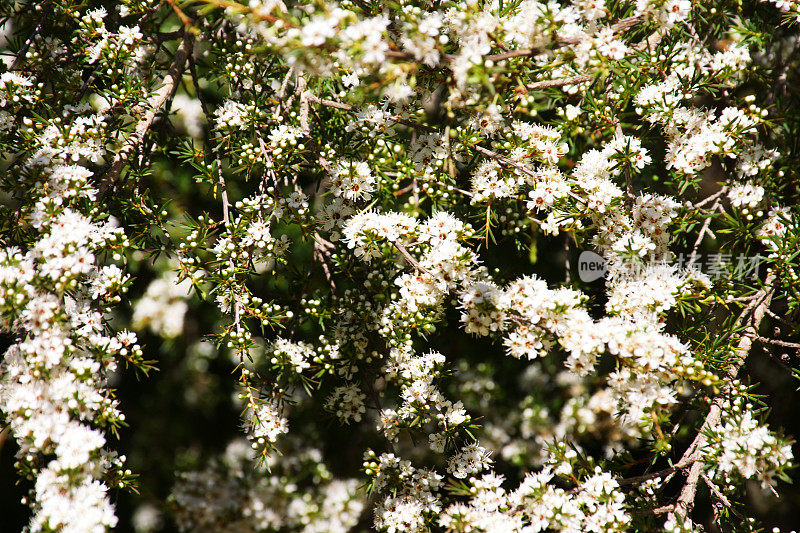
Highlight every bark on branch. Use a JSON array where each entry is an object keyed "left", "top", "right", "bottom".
[
  {"left": 673, "top": 271, "right": 777, "bottom": 522},
  {"left": 303, "top": 92, "right": 437, "bottom": 133},
  {"left": 99, "top": 33, "right": 195, "bottom": 197},
  {"left": 525, "top": 74, "right": 593, "bottom": 91}
]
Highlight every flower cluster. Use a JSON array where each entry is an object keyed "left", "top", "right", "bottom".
[
  {"left": 3, "top": 0, "right": 800, "bottom": 531},
  {"left": 438, "top": 464, "right": 629, "bottom": 532},
  {"left": 703, "top": 399, "right": 794, "bottom": 489},
  {"left": 171, "top": 439, "right": 364, "bottom": 532},
  {"left": 0, "top": 120, "right": 137, "bottom": 532},
  {"left": 325, "top": 384, "right": 367, "bottom": 424}
]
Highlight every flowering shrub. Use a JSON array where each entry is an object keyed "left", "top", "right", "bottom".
[{"left": 1, "top": 0, "right": 800, "bottom": 531}]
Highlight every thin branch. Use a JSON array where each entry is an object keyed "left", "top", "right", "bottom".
[
  {"left": 694, "top": 186, "right": 727, "bottom": 209},
  {"left": 392, "top": 240, "right": 434, "bottom": 277},
  {"left": 765, "top": 308, "right": 797, "bottom": 329},
  {"left": 273, "top": 67, "right": 294, "bottom": 119},
  {"left": 303, "top": 92, "right": 437, "bottom": 133},
  {"left": 633, "top": 504, "right": 676, "bottom": 518},
  {"left": 687, "top": 198, "right": 722, "bottom": 266},
  {"left": 9, "top": 3, "right": 52, "bottom": 71},
  {"left": 75, "top": 71, "right": 99, "bottom": 102},
  {"left": 313, "top": 240, "right": 337, "bottom": 293},
  {"left": 608, "top": 13, "right": 647, "bottom": 34},
  {"left": 675, "top": 455, "right": 704, "bottom": 522},
  {"left": 701, "top": 473, "right": 747, "bottom": 521},
  {"left": 724, "top": 294, "right": 760, "bottom": 303},
  {"left": 673, "top": 271, "right": 777, "bottom": 522},
  {"left": 304, "top": 93, "right": 355, "bottom": 112},
  {"left": 314, "top": 232, "right": 336, "bottom": 251},
  {"left": 99, "top": 33, "right": 195, "bottom": 197},
  {"left": 197, "top": 0, "right": 295, "bottom": 26},
  {"left": 393, "top": 182, "right": 416, "bottom": 197},
  {"left": 755, "top": 335, "right": 800, "bottom": 349},
  {"left": 188, "top": 52, "right": 230, "bottom": 226},
  {"left": 617, "top": 462, "right": 692, "bottom": 487},
  {"left": 488, "top": 32, "right": 509, "bottom": 52},
  {"left": 526, "top": 74, "right": 593, "bottom": 91},
  {"left": 166, "top": 0, "right": 194, "bottom": 27},
  {"left": 297, "top": 73, "right": 310, "bottom": 134},
  {"left": 484, "top": 48, "right": 542, "bottom": 62}
]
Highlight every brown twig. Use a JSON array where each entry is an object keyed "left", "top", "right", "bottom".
[
  {"left": 9, "top": 3, "right": 52, "bottom": 71},
  {"left": 633, "top": 504, "right": 676, "bottom": 518},
  {"left": 313, "top": 243, "right": 337, "bottom": 293},
  {"left": 617, "top": 462, "right": 692, "bottom": 487},
  {"left": 197, "top": 0, "right": 295, "bottom": 26},
  {"left": 694, "top": 186, "right": 727, "bottom": 209},
  {"left": 166, "top": 0, "right": 194, "bottom": 27},
  {"left": 765, "top": 308, "right": 797, "bottom": 329},
  {"left": 526, "top": 74, "right": 593, "bottom": 91},
  {"left": 303, "top": 93, "right": 437, "bottom": 133},
  {"left": 701, "top": 473, "right": 747, "bottom": 521},
  {"left": 687, "top": 199, "right": 722, "bottom": 266},
  {"left": 673, "top": 271, "right": 777, "bottom": 522},
  {"left": 297, "top": 73, "right": 310, "bottom": 133},
  {"left": 273, "top": 67, "right": 295, "bottom": 119},
  {"left": 391, "top": 240, "right": 434, "bottom": 277},
  {"left": 755, "top": 335, "right": 800, "bottom": 349},
  {"left": 100, "top": 33, "right": 195, "bottom": 197}
]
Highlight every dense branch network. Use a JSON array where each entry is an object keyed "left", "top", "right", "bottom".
[{"left": 1, "top": 0, "right": 799, "bottom": 532}]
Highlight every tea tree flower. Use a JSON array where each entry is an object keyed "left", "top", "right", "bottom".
[{"left": 3, "top": 0, "right": 800, "bottom": 531}]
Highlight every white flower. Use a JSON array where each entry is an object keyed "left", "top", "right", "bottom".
[
  {"left": 271, "top": 337, "right": 316, "bottom": 372},
  {"left": 471, "top": 160, "right": 519, "bottom": 201},
  {"left": 727, "top": 182, "right": 765, "bottom": 209},
  {"left": 214, "top": 100, "right": 249, "bottom": 130},
  {"left": 247, "top": 400, "right": 288, "bottom": 443},
  {"left": 118, "top": 25, "right": 143, "bottom": 45},
  {"left": 448, "top": 443, "right": 493, "bottom": 478},
  {"left": 325, "top": 384, "right": 367, "bottom": 423},
  {"left": 330, "top": 160, "right": 376, "bottom": 202},
  {"left": 342, "top": 72, "right": 360, "bottom": 87},
  {"left": 132, "top": 271, "right": 191, "bottom": 338},
  {"left": 301, "top": 15, "right": 339, "bottom": 46},
  {"left": 54, "top": 423, "right": 106, "bottom": 469}
]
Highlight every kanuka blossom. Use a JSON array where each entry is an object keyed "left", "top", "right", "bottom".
[
  {"left": 728, "top": 182, "right": 766, "bottom": 209},
  {"left": 703, "top": 399, "right": 793, "bottom": 489},
  {"left": 1, "top": 149, "right": 136, "bottom": 531},
  {"left": 325, "top": 383, "right": 368, "bottom": 423},
  {"left": 132, "top": 270, "right": 192, "bottom": 338},
  {"left": 4, "top": 0, "right": 800, "bottom": 531},
  {"left": 330, "top": 160, "right": 376, "bottom": 202},
  {"left": 246, "top": 399, "right": 289, "bottom": 444}
]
